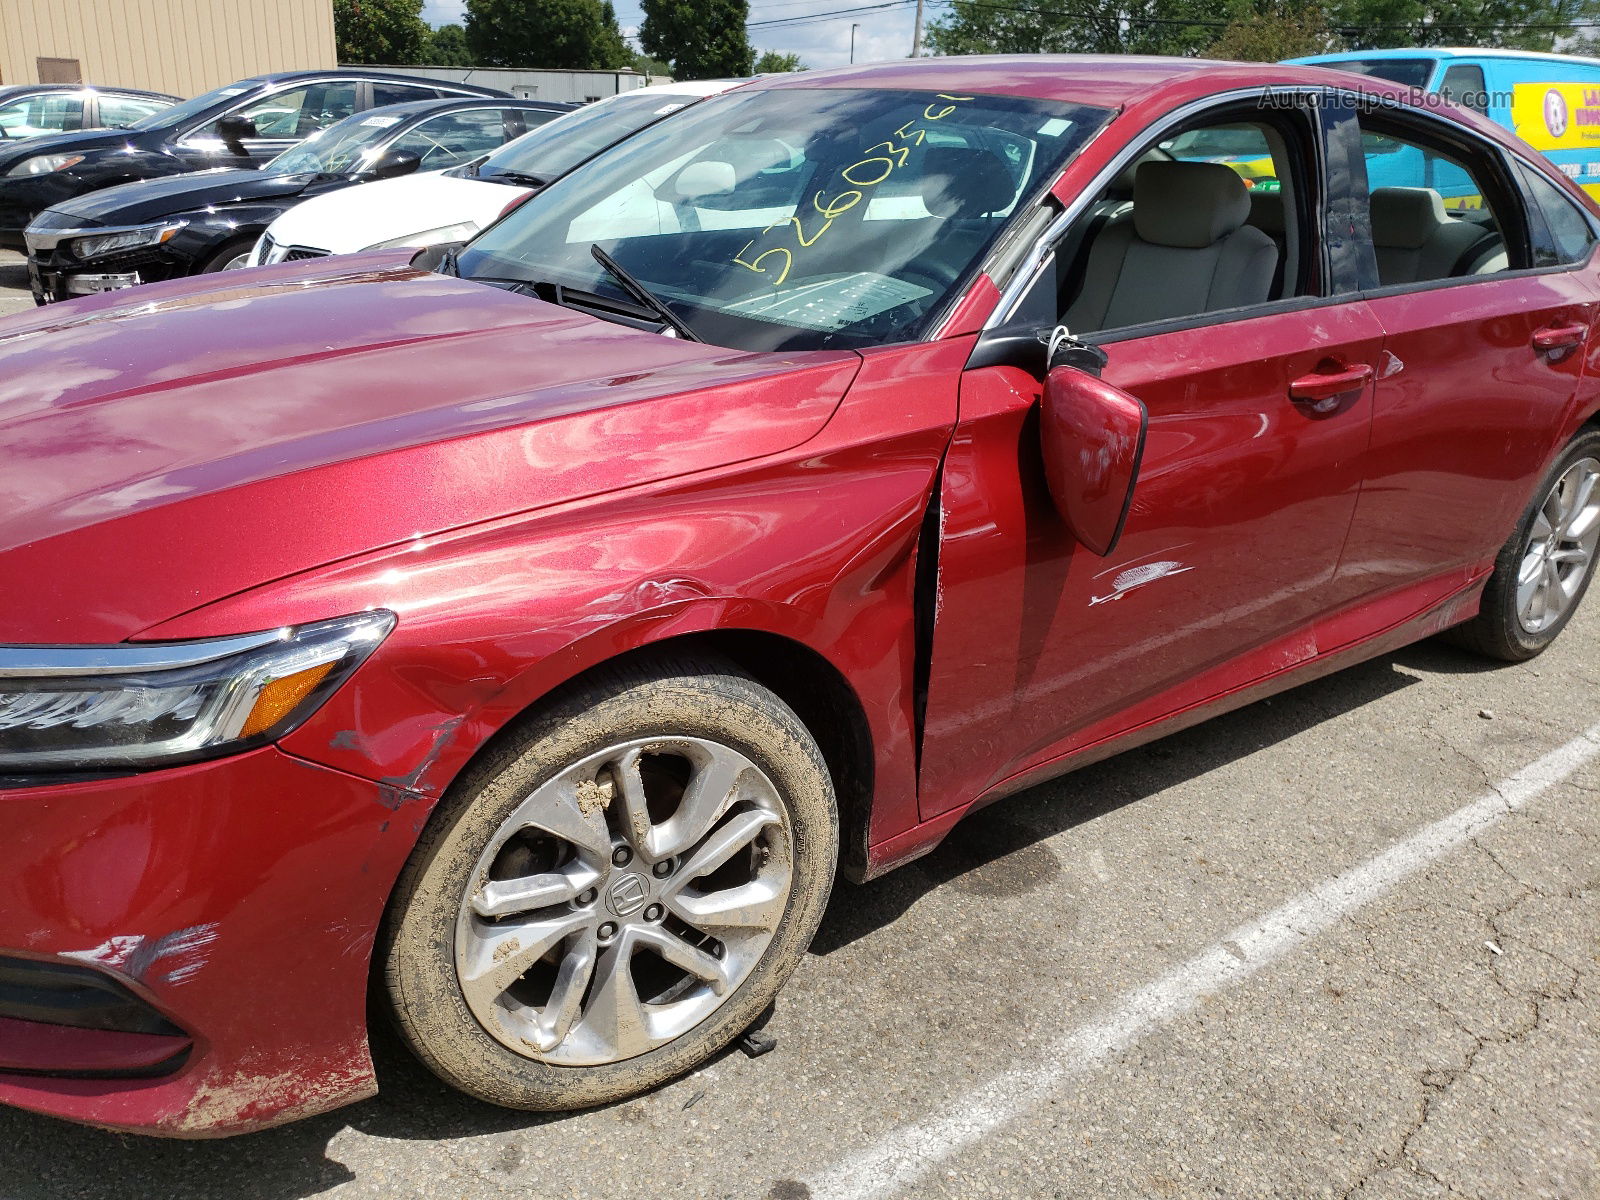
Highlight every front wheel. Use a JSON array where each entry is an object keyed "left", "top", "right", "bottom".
[
  {"left": 381, "top": 658, "right": 837, "bottom": 1110},
  {"left": 1451, "top": 429, "right": 1600, "bottom": 660},
  {"left": 200, "top": 237, "right": 256, "bottom": 273}
]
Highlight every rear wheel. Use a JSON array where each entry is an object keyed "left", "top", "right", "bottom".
[
  {"left": 381, "top": 658, "right": 837, "bottom": 1110},
  {"left": 1451, "top": 430, "right": 1600, "bottom": 661}
]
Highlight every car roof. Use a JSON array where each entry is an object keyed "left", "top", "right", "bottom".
[
  {"left": 1295, "top": 47, "right": 1600, "bottom": 67},
  {"left": 0, "top": 82, "right": 178, "bottom": 100},
  {"left": 745, "top": 54, "right": 1389, "bottom": 108},
  {"left": 230, "top": 68, "right": 508, "bottom": 97},
  {"left": 357, "top": 96, "right": 574, "bottom": 120},
  {"left": 629, "top": 77, "right": 750, "bottom": 98}
]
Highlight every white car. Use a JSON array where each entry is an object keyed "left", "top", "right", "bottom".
[{"left": 250, "top": 79, "right": 743, "bottom": 265}]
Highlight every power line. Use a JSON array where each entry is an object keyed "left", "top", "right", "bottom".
[{"left": 747, "top": 1, "right": 913, "bottom": 28}]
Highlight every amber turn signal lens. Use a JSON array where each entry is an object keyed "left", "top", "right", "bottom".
[{"left": 239, "top": 662, "right": 337, "bottom": 738}]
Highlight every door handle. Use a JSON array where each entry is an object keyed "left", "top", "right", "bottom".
[
  {"left": 1532, "top": 323, "right": 1588, "bottom": 352},
  {"left": 1288, "top": 363, "right": 1374, "bottom": 406}
]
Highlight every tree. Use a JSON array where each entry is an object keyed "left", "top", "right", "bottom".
[
  {"left": 333, "top": 0, "right": 430, "bottom": 64},
  {"left": 926, "top": 0, "right": 1247, "bottom": 57},
  {"left": 464, "top": 0, "right": 633, "bottom": 69},
  {"left": 1207, "top": 4, "right": 1338, "bottom": 59},
  {"left": 1328, "top": 0, "right": 1600, "bottom": 52},
  {"left": 754, "top": 50, "right": 805, "bottom": 72},
  {"left": 639, "top": 0, "right": 755, "bottom": 80},
  {"left": 423, "top": 23, "right": 476, "bottom": 66},
  {"left": 630, "top": 51, "right": 674, "bottom": 77},
  {"left": 928, "top": 0, "right": 1600, "bottom": 59}
]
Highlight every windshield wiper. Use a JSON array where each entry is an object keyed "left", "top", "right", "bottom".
[
  {"left": 589, "top": 245, "right": 701, "bottom": 343},
  {"left": 486, "top": 169, "right": 547, "bottom": 188}
]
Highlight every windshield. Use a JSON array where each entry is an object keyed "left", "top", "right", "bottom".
[
  {"left": 468, "top": 90, "right": 706, "bottom": 185},
  {"left": 268, "top": 109, "right": 402, "bottom": 174},
  {"left": 458, "top": 87, "right": 1111, "bottom": 351},
  {"left": 127, "top": 80, "right": 258, "bottom": 131},
  {"left": 1320, "top": 57, "right": 1437, "bottom": 90}
]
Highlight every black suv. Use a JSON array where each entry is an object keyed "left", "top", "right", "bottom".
[{"left": 0, "top": 69, "right": 507, "bottom": 249}]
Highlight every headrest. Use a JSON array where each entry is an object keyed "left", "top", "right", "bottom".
[
  {"left": 1369, "top": 186, "right": 1448, "bottom": 249},
  {"left": 1133, "top": 161, "right": 1251, "bottom": 249},
  {"left": 920, "top": 147, "right": 1016, "bottom": 219},
  {"left": 1248, "top": 189, "right": 1285, "bottom": 235},
  {"left": 1110, "top": 149, "right": 1164, "bottom": 195}
]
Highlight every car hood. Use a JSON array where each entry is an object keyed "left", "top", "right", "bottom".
[
  {"left": 0, "top": 128, "right": 127, "bottom": 170},
  {"left": 0, "top": 255, "right": 859, "bottom": 642},
  {"left": 263, "top": 171, "right": 520, "bottom": 253},
  {"left": 46, "top": 168, "right": 319, "bottom": 225}
]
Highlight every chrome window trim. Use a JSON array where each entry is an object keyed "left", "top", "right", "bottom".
[
  {"left": 0, "top": 630, "right": 287, "bottom": 678},
  {"left": 980, "top": 84, "right": 1337, "bottom": 331}
]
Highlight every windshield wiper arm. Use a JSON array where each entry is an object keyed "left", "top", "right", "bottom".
[
  {"left": 589, "top": 244, "right": 701, "bottom": 343},
  {"left": 488, "top": 169, "right": 547, "bottom": 187}
]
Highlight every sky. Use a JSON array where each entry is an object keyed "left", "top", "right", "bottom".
[{"left": 418, "top": 0, "right": 928, "bottom": 70}]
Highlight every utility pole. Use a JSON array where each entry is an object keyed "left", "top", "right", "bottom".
[
  {"left": 912, "top": 0, "right": 925, "bottom": 56},
  {"left": 850, "top": 22, "right": 860, "bottom": 63}
]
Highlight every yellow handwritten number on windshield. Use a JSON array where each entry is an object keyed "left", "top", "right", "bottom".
[{"left": 732, "top": 95, "right": 973, "bottom": 288}]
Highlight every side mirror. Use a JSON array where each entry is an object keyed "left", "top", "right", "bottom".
[
  {"left": 215, "top": 114, "right": 258, "bottom": 147},
  {"left": 367, "top": 147, "right": 422, "bottom": 180},
  {"left": 1039, "top": 337, "right": 1146, "bottom": 557}
]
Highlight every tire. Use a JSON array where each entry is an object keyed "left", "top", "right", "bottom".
[
  {"left": 380, "top": 656, "right": 838, "bottom": 1110},
  {"left": 199, "top": 237, "right": 256, "bottom": 273},
  {"left": 1449, "top": 429, "right": 1600, "bottom": 661}
]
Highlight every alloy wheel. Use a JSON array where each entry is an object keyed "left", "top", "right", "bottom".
[
  {"left": 453, "top": 736, "right": 793, "bottom": 1066},
  {"left": 1518, "top": 455, "right": 1600, "bottom": 633}
]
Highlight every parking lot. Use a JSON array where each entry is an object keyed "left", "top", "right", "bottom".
[
  {"left": 1, "top": 233, "right": 1595, "bottom": 1197},
  {"left": 0, "top": 253, "right": 32, "bottom": 316}
]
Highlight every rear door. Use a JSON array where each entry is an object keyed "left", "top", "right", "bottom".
[
  {"left": 918, "top": 94, "right": 1388, "bottom": 817},
  {"left": 1334, "top": 102, "right": 1598, "bottom": 608}
]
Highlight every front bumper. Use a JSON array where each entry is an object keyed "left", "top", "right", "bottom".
[
  {"left": 0, "top": 746, "right": 423, "bottom": 1136},
  {"left": 24, "top": 243, "right": 185, "bottom": 304}
]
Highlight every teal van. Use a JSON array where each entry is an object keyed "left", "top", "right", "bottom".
[{"left": 1288, "top": 48, "right": 1600, "bottom": 202}]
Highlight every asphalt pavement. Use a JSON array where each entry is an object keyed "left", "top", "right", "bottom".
[{"left": 0, "top": 259, "right": 1595, "bottom": 1199}]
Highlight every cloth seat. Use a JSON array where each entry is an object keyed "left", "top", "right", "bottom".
[{"left": 1063, "top": 161, "right": 1278, "bottom": 332}]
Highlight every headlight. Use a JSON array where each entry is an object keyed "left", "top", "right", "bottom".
[
  {"left": 0, "top": 611, "right": 394, "bottom": 773},
  {"left": 7, "top": 153, "right": 86, "bottom": 176},
  {"left": 363, "top": 221, "right": 479, "bottom": 251},
  {"left": 70, "top": 220, "right": 186, "bottom": 259}
]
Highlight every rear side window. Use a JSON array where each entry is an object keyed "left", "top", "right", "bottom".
[
  {"left": 1358, "top": 115, "right": 1510, "bottom": 285},
  {"left": 98, "top": 93, "right": 169, "bottom": 127},
  {"left": 1438, "top": 64, "right": 1488, "bottom": 114},
  {"left": 372, "top": 82, "right": 443, "bottom": 106},
  {"left": 1519, "top": 162, "right": 1598, "bottom": 265}
]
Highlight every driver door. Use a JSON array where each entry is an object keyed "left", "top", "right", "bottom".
[{"left": 917, "top": 99, "right": 1386, "bottom": 817}]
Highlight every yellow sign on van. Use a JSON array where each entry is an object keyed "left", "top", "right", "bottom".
[{"left": 1511, "top": 82, "right": 1600, "bottom": 150}]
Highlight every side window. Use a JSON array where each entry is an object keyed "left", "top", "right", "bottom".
[
  {"left": 98, "top": 93, "right": 168, "bottom": 127},
  {"left": 1438, "top": 64, "right": 1489, "bottom": 114},
  {"left": 389, "top": 108, "right": 510, "bottom": 168},
  {"left": 1519, "top": 161, "right": 1598, "bottom": 265},
  {"left": 0, "top": 92, "right": 83, "bottom": 136},
  {"left": 1053, "top": 114, "right": 1307, "bottom": 336},
  {"left": 206, "top": 83, "right": 359, "bottom": 140},
  {"left": 1358, "top": 115, "right": 1510, "bottom": 285},
  {"left": 372, "top": 82, "right": 442, "bottom": 106}
]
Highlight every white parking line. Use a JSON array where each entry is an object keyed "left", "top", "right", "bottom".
[{"left": 807, "top": 722, "right": 1600, "bottom": 1200}]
